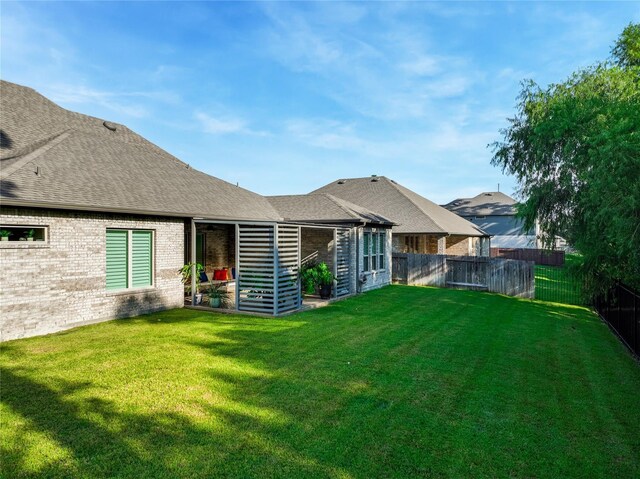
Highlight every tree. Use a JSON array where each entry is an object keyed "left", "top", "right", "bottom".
[
  {"left": 491, "top": 24, "right": 640, "bottom": 293},
  {"left": 612, "top": 23, "right": 640, "bottom": 68}
]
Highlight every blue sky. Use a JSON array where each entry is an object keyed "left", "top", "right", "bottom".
[{"left": 2, "top": 1, "right": 638, "bottom": 203}]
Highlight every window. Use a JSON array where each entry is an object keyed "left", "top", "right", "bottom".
[
  {"left": 0, "top": 225, "right": 47, "bottom": 242},
  {"left": 362, "top": 230, "right": 386, "bottom": 272},
  {"left": 106, "top": 229, "right": 153, "bottom": 290},
  {"left": 363, "top": 232, "right": 370, "bottom": 272},
  {"left": 371, "top": 231, "right": 378, "bottom": 270}
]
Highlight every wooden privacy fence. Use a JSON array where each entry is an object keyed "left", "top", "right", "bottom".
[
  {"left": 392, "top": 253, "right": 534, "bottom": 298},
  {"left": 491, "top": 248, "right": 565, "bottom": 266}
]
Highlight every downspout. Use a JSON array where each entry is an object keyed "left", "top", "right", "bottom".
[
  {"left": 333, "top": 228, "right": 338, "bottom": 298},
  {"left": 356, "top": 227, "right": 361, "bottom": 293},
  {"left": 191, "top": 219, "right": 196, "bottom": 306}
]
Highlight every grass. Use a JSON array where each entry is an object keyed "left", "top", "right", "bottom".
[
  {"left": 535, "top": 254, "right": 585, "bottom": 305},
  {"left": 2, "top": 285, "right": 639, "bottom": 479}
]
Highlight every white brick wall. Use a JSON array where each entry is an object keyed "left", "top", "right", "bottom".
[{"left": 0, "top": 207, "right": 184, "bottom": 341}]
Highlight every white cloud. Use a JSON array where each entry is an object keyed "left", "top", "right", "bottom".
[
  {"left": 285, "top": 118, "right": 372, "bottom": 152},
  {"left": 399, "top": 55, "right": 442, "bottom": 76},
  {"left": 195, "top": 112, "right": 269, "bottom": 137},
  {"left": 195, "top": 112, "right": 246, "bottom": 135},
  {"left": 259, "top": 3, "right": 474, "bottom": 121},
  {"left": 48, "top": 84, "right": 149, "bottom": 118}
]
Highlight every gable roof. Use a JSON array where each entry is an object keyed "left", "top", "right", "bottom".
[
  {"left": 442, "top": 191, "right": 517, "bottom": 217},
  {"left": 0, "top": 80, "right": 281, "bottom": 221},
  {"left": 268, "top": 193, "right": 394, "bottom": 226},
  {"left": 311, "top": 176, "right": 487, "bottom": 236}
]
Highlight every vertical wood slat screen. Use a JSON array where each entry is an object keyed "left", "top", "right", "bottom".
[
  {"left": 276, "top": 225, "right": 300, "bottom": 314},
  {"left": 335, "top": 227, "right": 351, "bottom": 297},
  {"left": 106, "top": 229, "right": 128, "bottom": 290},
  {"left": 131, "top": 230, "right": 153, "bottom": 288},
  {"left": 237, "top": 225, "right": 276, "bottom": 314}
]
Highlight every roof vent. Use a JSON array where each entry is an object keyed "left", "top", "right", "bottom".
[
  {"left": 484, "top": 193, "right": 492, "bottom": 196},
  {"left": 103, "top": 121, "right": 117, "bottom": 132},
  {"left": 371, "top": 177, "right": 379, "bottom": 182},
  {"left": 337, "top": 180, "right": 346, "bottom": 184}
]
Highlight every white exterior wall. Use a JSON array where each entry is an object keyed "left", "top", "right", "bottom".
[
  {"left": 0, "top": 207, "right": 184, "bottom": 341},
  {"left": 357, "top": 226, "right": 392, "bottom": 293},
  {"left": 491, "top": 235, "right": 537, "bottom": 248}
]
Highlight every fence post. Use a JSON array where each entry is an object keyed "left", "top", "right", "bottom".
[{"left": 631, "top": 284, "right": 640, "bottom": 354}]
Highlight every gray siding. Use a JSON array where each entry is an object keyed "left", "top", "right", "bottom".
[{"left": 464, "top": 215, "right": 532, "bottom": 237}]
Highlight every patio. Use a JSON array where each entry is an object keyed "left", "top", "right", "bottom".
[{"left": 184, "top": 221, "right": 354, "bottom": 315}]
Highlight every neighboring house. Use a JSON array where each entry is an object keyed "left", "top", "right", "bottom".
[
  {"left": 311, "top": 176, "right": 490, "bottom": 256},
  {"left": 0, "top": 81, "right": 370, "bottom": 340},
  {"left": 268, "top": 193, "right": 394, "bottom": 293},
  {"left": 442, "top": 192, "right": 538, "bottom": 248}
]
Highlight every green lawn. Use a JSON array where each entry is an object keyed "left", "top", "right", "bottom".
[
  {"left": 2, "top": 286, "right": 639, "bottom": 479},
  {"left": 535, "top": 254, "right": 585, "bottom": 305}
]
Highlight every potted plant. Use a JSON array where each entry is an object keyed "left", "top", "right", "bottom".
[
  {"left": 25, "top": 229, "right": 35, "bottom": 242},
  {"left": 0, "top": 229, "right": 11, "bottom": 241},
  {"left": 300, "top": 261, "right": 319, "bottom": 295},
  {"left": 316, "top": 262, "right": 337, "bottom": 299},
  {"left": 207, "top": 283, "right": 231, "bottom": 308},
  {"left": 179, "top": 262, "right": 204, "bottom": 304}
]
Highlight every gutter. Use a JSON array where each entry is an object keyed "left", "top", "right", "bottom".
[{"left": 0, "top": 199, "right": 284, "bottom": 223}]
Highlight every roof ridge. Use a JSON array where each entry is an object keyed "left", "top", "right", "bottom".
[
  {"left": 324, "top": 193, "right": 361, "bottom": 220},
  {"left": 0, "top": 130, "right": 72, "bottom": 180},
  {"left": 383, "top": 177, "right": 449, "bottom": 233}
]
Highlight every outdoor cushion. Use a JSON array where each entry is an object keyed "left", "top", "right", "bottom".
[{"left": 214, "top": 269, "right": 228, "bottom": 281}]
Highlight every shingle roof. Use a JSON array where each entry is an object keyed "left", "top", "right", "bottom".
[
  {"left": 0, "top": 80, "right": 281, "bottom": 221},
  {"left": 311, "top": 176, "right": 487, "bottom": 236},
  {"left": 442, "top": 192, "right": 517, "bottom": 217},
  {"left": 268, "top": 193, "right": 393, "bottom": 225}
]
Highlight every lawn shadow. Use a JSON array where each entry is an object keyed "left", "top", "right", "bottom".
[
  {"left": 1, "top": 366, "right": 293, "bottom": 478},
  {"left": 3, "top": 285, "right": 636, "bottom": 478}
]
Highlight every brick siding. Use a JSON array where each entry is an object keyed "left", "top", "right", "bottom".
[
  {"left": 0, "top": 207, "right": 184, "bottom": 341},
  {"left": 301, "top": 228, "right": 335, "bottom": 270}
]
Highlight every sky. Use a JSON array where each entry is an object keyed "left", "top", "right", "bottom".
[{"left": 2, "top": 1, "right": 638, "bottom": 204}]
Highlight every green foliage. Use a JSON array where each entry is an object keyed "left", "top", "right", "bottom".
[
  {"left": 178, "top": 262, "right": 204, "bottom": 294},
  {"left": 0, "top": 229, "right": 12, "bottom": 238},
  {"left": 25, "top": 229, "right": 35, "bottom": 239},
  {"left": 2, "top": 286, "right": 640, "bottom": 478},
  {"left": 492, "top": 24, "right": 640, "bottom": 293},
  {"left": 612, "top": 22, "right": 640, "bottom": 68},
  {"left": 299, "top": 261, "right": 319, "bottom": 294},
  {"left": 315, "top": 261, "right": 336, "bottom": 286},
  {"left": 206, "top": 282, "right": 232, "bottom": 308},
  {"left": 300, "top": 261, "right": 337, "bottom": 294}
]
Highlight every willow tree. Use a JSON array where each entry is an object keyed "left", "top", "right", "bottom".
[{"left": 491, "top": 24, "right": 640, "bottom": 292}]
